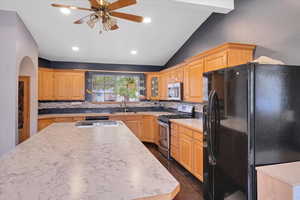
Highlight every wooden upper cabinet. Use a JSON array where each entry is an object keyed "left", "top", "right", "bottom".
[
  {"left": 201, "top": 43, "right": 256, "bottom": 72},
  {"left": 38, "top": 68, "right": 55, "bottom": 100},
  {"left": 71, "top": 72, "right": 85, "bottom": 100},
  {"left": 184, "top": 60, "right": 204, "bottom": 103},
  {"left": 159, "top": 72, "right": 168, "bottom": 100},
  {"left": 53, "top": 71, "right": 85, "bottom": 100},
  {"left": 146, "top": 73, "right": 159, "bottom": 100},
  {"left": 204, "top": 50, "right": 228, "bottom": 72},
  {"left": 39, "top": 68, "right": 85, "bottom": 101}
]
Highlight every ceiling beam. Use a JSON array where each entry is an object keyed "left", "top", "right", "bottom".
[{"left": 172, "top": 0, "right": 234, "bottom": 13}]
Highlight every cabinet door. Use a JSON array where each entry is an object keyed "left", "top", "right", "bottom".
[
  {"left": 38, "top": 119, "right": 54, "bottom": 131},
  {"left": 175, "top": 67, "right": 184, "bottom": 82},
  {"left": 141, "top": 116, "right": 155, "bottom": 142},
  {"left": 125, "top": 120, "right": 141, "bottom": 139},
  {"left": 71, "top": 73, "right": 85, "bottom": 100},
  {"left": 179, "top": 134, "right": 193, "bottom": 171},
  {"left": 204, "top": 50, "right": 228, "bottom": 72},
  {"left": 159, "top": 73, "right": 167, "bottom": 100},
  {"left": 54, "top": 72, "right": 71, "bottom": 100},
  {"left": 38, "top": 68, "right": 54, "bottom": 100},
  {"left": 185, "top": 60, "right": 204, "bottom": 102},
  {"left": 193, "top": 140, "right": 204, "bottom": 181}
]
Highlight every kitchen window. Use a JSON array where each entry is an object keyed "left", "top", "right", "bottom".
[{"left": 86, "top": 72, "right": 145, "bottom": 102}]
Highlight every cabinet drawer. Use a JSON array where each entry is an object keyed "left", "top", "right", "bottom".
[
  {"left": 171, "top": 135, "right": 179, "bottom": 147},
  {"left": 171, "top": 146, "right": 180, "bottom": 161},
  {"left": 54, "top": 117, "right": 73, "bottom": 122},
  {"left": 171, "top": 128, "right": 178, "bottom": 136},
  {"left": 179, "top": 126, "right": 193, "bottom": 138},
  {"left": 193, "top": 131, "right": 203, "bottom": 142}
]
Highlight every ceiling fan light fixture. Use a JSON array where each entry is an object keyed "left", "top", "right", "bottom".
[{"left": 60, "top": 8, "right": 71, "bottom": 15}]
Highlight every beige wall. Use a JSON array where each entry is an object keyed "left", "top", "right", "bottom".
[{"left": 0, "top": 10, "right": 38, "bottom": 156}]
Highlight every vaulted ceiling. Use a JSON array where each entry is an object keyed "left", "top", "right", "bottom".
[{"left": 0, "top": 0, "right": 234, "bottom": 65}]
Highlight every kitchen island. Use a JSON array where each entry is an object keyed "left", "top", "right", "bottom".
[{"left": 0, "top": 122, "right": 179, "bottom": 200}]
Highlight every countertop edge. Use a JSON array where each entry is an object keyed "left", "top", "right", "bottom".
[
  {"left": 134, "top": 184, "right": 180, "bottom": 200},
  {"left": 170, "top": 119, "right": 203, "bottom": 133}
]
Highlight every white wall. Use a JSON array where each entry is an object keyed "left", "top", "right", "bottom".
[
  {"left": 16, "top": 14, "right": 38, "bottom": 141},
  {"left": 0, "top": 10, "right": 38, "bottom": 156}
]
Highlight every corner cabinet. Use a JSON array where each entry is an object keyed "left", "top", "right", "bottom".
[{"left": 38, "top": 68, "right": 85, "bottom": 101}]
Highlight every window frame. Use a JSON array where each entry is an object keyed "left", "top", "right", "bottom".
[{"left": 85, "top": 71, "right": 146, "bottom": 103}]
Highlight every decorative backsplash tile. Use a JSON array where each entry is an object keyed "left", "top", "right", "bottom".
[{"left": 39, "top": 101, "right": 204, "bottom": 113}]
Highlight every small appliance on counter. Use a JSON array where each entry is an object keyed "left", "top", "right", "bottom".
[
  {"left": 167, "top": 82, "right": 182, "bottom": 100},
  {"left": 203, "top": 63, "right": 300, "bottom": 200},
  {"left": 157, "top": 104, "right": 195, "bottom": 159}
]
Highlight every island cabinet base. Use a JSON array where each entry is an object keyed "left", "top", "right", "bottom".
[{"left": 38, "top": 114, "right": 160, "bottom": 145}]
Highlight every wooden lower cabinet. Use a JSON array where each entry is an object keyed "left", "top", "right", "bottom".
[
  {"left": 141, "top": 116, "right": 155, "bottom": 142},
  {"left": 171, "top": 122, "right": 204, "bottom": 181},
  {"left": 124, "top": 120, "right": 142, "bottom": 139},
  {"left": 38, "top": 119, "right": 54, "bottom": 131},
  {"left": 179, "top": 134, "right": 193, "bottom": 172},
  {"left": 109, "top": 115, "right": 158, "bottom": 143},
  {"left": 38, "top": 117, "right": 85, "bottom": 131},
  {"left": 193, "top": 140, "right": 204, "bottom": 181}
]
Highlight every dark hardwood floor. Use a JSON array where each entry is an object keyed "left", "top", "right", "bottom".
[{"left": 145, "top": 143, "right": 204, "bottom": 200}]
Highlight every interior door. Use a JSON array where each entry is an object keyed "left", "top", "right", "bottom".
[{"left": 18, "top": 76, "right": 30, "bottom": 143}]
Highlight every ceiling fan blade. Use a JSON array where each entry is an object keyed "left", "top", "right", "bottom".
[
  {"left": 51, "top": 4, "right": 94, "bottom": 11},
  {"left": 111, "top": 24, "right": 119, "bottom": 30},
  {"left": 108, "top": 0, "right": 137, "bottom": 11},
  {"left": 89, "top": 0, "right": 101, "bottom": 8},
  {"left": 110, "top": 11, "right": 143, "bottom": 23}
]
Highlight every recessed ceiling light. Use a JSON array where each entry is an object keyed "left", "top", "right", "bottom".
[
  {"left": 131, "top": 50, "right": 138, "bottom": 55},
  {"left": 60, "top": 8, "right": 71, "bottom": 15},
  {"left": 143, "top": 17, "right": 152, "bottom": 24},
  {"left": 72, "top": 46, "right": 80, "bottom": 52}
]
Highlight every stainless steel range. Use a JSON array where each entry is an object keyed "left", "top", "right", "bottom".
[{"left": 157, "top": 104, "right": 195, "bottom": 159}]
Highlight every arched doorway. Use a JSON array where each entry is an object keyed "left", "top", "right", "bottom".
[{"left": 18, "top": 57, "right": 34, "bottom": 143}]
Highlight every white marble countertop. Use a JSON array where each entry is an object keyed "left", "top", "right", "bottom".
[
  {"left": 170, "top": 118, "right": 203, "bottom": 132},
  {"left": 0, "top": 122, "right": 179, "bottom": 200},
  {"left": 38, "top": 112, "right": 175, "bottom": 119}
]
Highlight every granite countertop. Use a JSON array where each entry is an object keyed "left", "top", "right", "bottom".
[
  {"left": 0, "top": 122, "right": 179, "bottom": 200},
  {"left": 256, "top": 162, "right": 300, "bottom": 186},
  {"left": 38, "top": 112, "right": 176, "bottom": 119},
  {"left": 170, "top": 118, "right": 203, "bottom": 132}
]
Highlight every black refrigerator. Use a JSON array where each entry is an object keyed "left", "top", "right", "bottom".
[{"left": 203, "top": 63, "right": 300, "bottom": 200}]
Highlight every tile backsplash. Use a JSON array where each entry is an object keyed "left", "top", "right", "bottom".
[{"left": 39, "top": 101, "right": 204, "bottom": 113}]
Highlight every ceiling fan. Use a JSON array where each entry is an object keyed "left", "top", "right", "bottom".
[{"left": 51, "top": 0, "right": 144, "bottom": 33}]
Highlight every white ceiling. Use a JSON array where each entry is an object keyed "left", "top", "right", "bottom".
[{"left": 0, "top": 0, "right": 234, "bottom": 66}]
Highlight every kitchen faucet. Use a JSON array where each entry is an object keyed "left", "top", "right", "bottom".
[{"left": 120, "top": 100, "right": 128, "bottom": 112}]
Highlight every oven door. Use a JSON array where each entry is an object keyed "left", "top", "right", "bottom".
[{"left": 158, "top": 121, "right": 170, "bottom": 159}]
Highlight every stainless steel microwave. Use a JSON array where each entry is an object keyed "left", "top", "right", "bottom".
[{"left": 167, "top": 82, "right": 182, "bottom": 100}]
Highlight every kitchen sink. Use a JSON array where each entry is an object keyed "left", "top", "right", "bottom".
[{"left": 75, "top": 120, "right": 120, "bottom": 128}]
